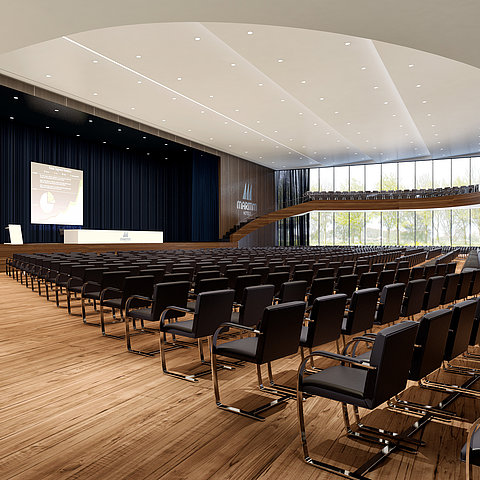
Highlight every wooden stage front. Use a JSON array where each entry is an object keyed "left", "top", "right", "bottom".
[
  {"left": 0, "top": 268, "right": 479, "bottom": 479},
  {"left": 0, "top": 242, "right": 238, "bottom": 267}
]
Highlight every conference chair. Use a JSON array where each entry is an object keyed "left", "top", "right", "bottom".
[
  {"left": 358, "top": 271, "right": 378, "bottom": 289},
  {"left": 125, "top": 281, "right": 190, "bottom": 356},
  {"left": 446, "top": 262, "right": 457, "bottom": 274},
  {"left": 374, "top": 283, "right": 405, "bottom": 325},
  {"left": 440, "top": 273, "right": 460, "bottom": 307},
  {"left": 469, "top": 269, "right": 480, "bottom": 297},
  {"left": 266, "top": 272, "right": 290, "bottom": 298},
  {"left": 230, "top": 284, "right": 274, "bottom": 327},
  {"left": 435, "top": 263, "right": 448, "bottom": 276},
  {"left": 159, "top": 289, "right": 235, "bottom": 382},
  {"left": 423, "top": 264, "right": 436, "bottom": 280},
  {"left": 187, "top": 277, "right": 230, "bottom": 310},
  {"left": 297, "top": 321, "right": 419, "bottom": 477},
  {"left": 335, "top": 274, "right": 358, "bottom": 301},
  {"left": 307, "top": 277, "right": 335, "bottom": 308},
  {"left": 337, "top": 265, "right": 354, "bottom": 277},
  {"left": 231, "top": 274, "right": 262, "bottom": 304},
  {"left": 410, "top": 266, "right": 425, "bottom": 281},
  {"left": 457, "top": 270, "right": 475, "bottom": 302},
  {"left": 211, "top": 301, "right": 306, "bottom": 420},
  {"left": 461, "top": 417, "right": 480, "bottom": 480},
  {"left": 421, "top": 276, "right": 445, "bottom": 312},
  {"left": 395, "top": 268, "right": 410, "bottom": 285},
  {"left": 316, "top": 267, "right": 335, "bottom": 279},
  {"left": 354, "top": 264, "right": 370, "bottom": 276},
  {"left": 400, "top": 279, "right": 427, "bottom": 319},
  {"left": 276, "top": 280, "right": 307, "bottom": 304},
  {"left": 224, "top": 268, "right": 248, "bottom": 289},
  {"left": 100, "top": 275, "right": 154, "bottom": 337},
  {"left": 299, "top": 294, "right": 347, "bottom": 363},
  {"left": 377, "top": 269, "right": 396, "bottom": 291}
]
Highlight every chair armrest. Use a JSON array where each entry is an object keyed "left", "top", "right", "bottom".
[
  {"left": 81, "top": 281, "right": 100, "bottom": 295},
  {"left": 67, "top": 276, "right": 83, "bottom": 289},
  {"left": 212, "top": 322, "right": 261, "bottom": 346},
  {"left": 159, "top": 306, "right": 192, "bottom": 328},
  {"left": 125, "top": 295, "right": 152, "bottom": 314},
  {"left": 100, "top": 287, "right": 123, "bottom": 303},
  {"left": 297, "top": 350, "right": 376, "bottom": 383},
  {"left": 343, "top": 335, "right": 375, "bottom": 357}
]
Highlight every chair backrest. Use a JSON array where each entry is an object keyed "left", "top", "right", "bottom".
[
  {"left": 233, "top": 274, "right": 262, "bottom": 303},
  {"left": 343, "top": 288, "right": 380, "bottom": 335},
  {"left": 195, "top": 270, "right": 221, "bottom": 284},
  {"left": 304, "top": 294, "right": 348, "bottom": 348},
  {"left": 435, "top": 263, "right": 447, "bottom": 276},
  {"left": 358, "top": 271, "right": 378, "bottom": 289},
  {"left": 410, "top": 266, "right": 424, "bottom": 280},
  {"left": 266, "top": 272, "right": 290, "bottom": 297},
  {"left": 120, "top": 275, "right": 154, "bottom": 308},
  {"left": 278, "top": 280, "right": 307, "bottom": 303},
  {"left": 101, "top": 270, "right": 130, "bottom": 289},
  {"left": 367, "top": 321, "right": 419, "bottom": 408},
  {"left": 292, "top": 269, "right": 314, "bottom": 287},
  {"left": 457, "top": 270, "right": 474, "bottom": 300},
  {"left": 395, "top": 268, "right": 410, "bottom": 285},
  {"left": 316, "top": 267, "right": 335, "bottom": 279},
  {"left": 375, "top": 283, "right": 405, "bottom": 325},
  {"left": 224, "top": 268, "right": 248, "bottom": 289},
  {"left": 337, "top": 265, "right": 354, "bottom": 277},
  {"left": 401, "top": 279, "right": 427, "bottom": 317},
  {"left": 469, "top": 299, "right": 480, "bottom": 347},
  {"left": 255, "top": 301, "right": 306, "bottom": 363},
  {"left": 335, "top": 274, "right": 358, "bottom": 298},
  {"left": 444, "top": 299, "right": 478, "bottom": 361},
  {"left": 409, "top": 309, "right": 453, "bottom": 380},
  {"left": 308, "top": 277, "right": 335, "bottom": 306},
  {"left": 163, "top": 272, "right": 191, "bottom": 283},
  {"left": 139, "top": 268, "right": 164, "bottom": 284},
  {"left": 83, "top": 267, "right": 109, "bottom": 284},
  {"left": 370, "top": 263, "right": 384, "bottom": 273},
  {"left": 423, "top": 264, "right": 436, "bottom": 280},
  {"left": 377, "top": 270, "right": 396, "bottom": 290},
  {"left": 422, "top": 275, "right": 444, "bottom": 311},
  {"left": 195, "top": 277, "right": 229, "bottom": 296},
  {"left": 193, "top": 289, "right": 235, "bottom": 338},
  {"left": 446, "top": 262, "right": 457, "bottom": 274},
  {"left": 355, "top": 264, "right": 370, "bottom": 276},
  {"left": 441, "top": 273, "right": 460, "bottom": 305},
  {"left": 238, "top": 284, "right": 274, "bottom": 327},
  {"left": 152, "top": 281, "right": 190, "bottom": 320},
  {"left": 469, "top": 269, "right": 480, "bottom": 297},
  {"left": 273, "top": 265, "right": 290, "bottom": 274}
]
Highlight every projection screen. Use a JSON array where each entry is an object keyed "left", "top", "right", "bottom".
[{"left": 31, "top": 162, "right": 83, "bottom": 225}]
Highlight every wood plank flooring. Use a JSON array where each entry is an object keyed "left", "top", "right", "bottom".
[{"left": 1, "top": 272, "right": 479, "bottom": 479}]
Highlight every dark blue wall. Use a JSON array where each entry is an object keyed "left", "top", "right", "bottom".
[{"left": 0, "top": 119, "right": 219, "bottom": 243}]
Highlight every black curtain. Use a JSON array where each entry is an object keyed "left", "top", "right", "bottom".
[
  {"left": 275, "top": 169, "right": 310, "bottom": 246},
  {"left": 0, "top": 119, "right": 219, "bottom": 243}
]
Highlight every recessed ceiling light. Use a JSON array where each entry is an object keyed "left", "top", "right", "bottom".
[
  {"left": 334, "top": 111, "right": 339, "bottom": 114},
  {"left": 274, "top": 130, "right": 278, "bottom": 133},
  {"left": 45, "top": 74, "right": 52, "bottom": 78},
  {"left": 392, "top": 114, "right": 396, "bottom": 117},
  {"left": 54, "top": 109, "right": 59, "bottom": 112},
  {"left": 247, "top": 31, "right": 253, "bottom": 35},
  {"left": 354, "top": 152, "right": 358, "bottom": 155},
  {"left": 277, "top": 59, "right": 284, "bottom": 63},
  {"left": 280, "top": 99, "right": 286, "bottom": 102},
  {"left": 259, "top": 156, "right": 263, "bottom": 159},
  {"left": 256, "top": 120, "right": 260, "bottom": 123},
  {"left": 131, "top": 107, "right": 135, "bottom": 110},
  {"left": 147, "top": 152, "right": 150, "bottom": 156},
  {"left": 209, "top": 137, "right": 213, "bottom": 140},
  {"left": 118, "top": 128, "right": 122, "bottom": 131},
  {"left": 384, "top": 101, "right": 389, "bottom": 105},
  {"left": 365, "top": 139, "right": 369, "bottom": 142},
  {"left": 440, "top": 148, "right": 444, "bottom": 151},
  {"left": 76, "top": 134, "right": 80, "bottom": 137},
  {"left": 177, "top": 77, "right": 182, "bottom": 81},
  {"left": 300, "top": 80, "right": 306, "bottom": 84},
  {"left": 200, "top": 110, "right": 205, "bottom": 114},
  {"left": 209, "top": 95, "right": 214, "bottom": 98},
  {"left": 408, "top": 64, "right": 414, "bottom": 68},
  {"left": 260, "top": 138, "right": 265, "bottom": 142},
  {"left": 320, "top": 97, "right": 325, "bottom": 101},
  {"left": 92, "top": 59, "right": 98, "bottom": 63},
  {"left": 434, "top": 133, "right": 439, "bottom": 136},
  {"left": 361, "top": 66, "right": 366, "bottom": 70},
  {"left": 288, "top": 152, "right": 292, "bottom": 154},
  {"left": 9, "top": 116, "right": 14, "bottom": 120},
  {"left": 228, "top": 144, "right": 232, "bottom": 147},
  {"left": 224, "top": 121, "right": 228, "bottom": 124},
  {"left": 164, "top": 143, "right": 168, "bottom": 146},
  {"left": 102, "top": 141, "right": 106, "bottom": 144},
  {"left": 373, "top": 86, "right": 379, "bottom": 90},
  {"left": 234, "top": 109, "right": 239, "bottom": 112},
  {"left": 244, "top": 131, "right": 248, "bottom": 134},
  {"left": 326, "top": 132, "right": 331, "bottom": 135},
  {"left": 245, "top": 151, "right": 248, "bottom": 154},
  {"left": 422, "top": 100, "right": 427, "bottom": 103},
  {"left": 356, "top": 131, "right": 361, "bottom": 134},
  {"left": 230, "top": 63, "right": 236, "bottom": 67},
  {"left": 416, "top": 84, "right": 421, "bottom": 88},
  {"left": 184, "top": 149, "right": 187, "bottom": 152},
  {"left": 337, "top": 140, "right": 341, "bottom": 143},
  {"left": 194, "top": 37, "right": 201, "bottom": 41},
  {"left": 313, "top": 123, "right": 318, "bottom": 126},
  {"left": 45, "top": 126, "right": 50, "bottom": 129},
  {"left": 93, "top": 92, "right": 98, "bottom": 96},
  {"left": 137, "top": 80, "right": 142, "bottom": 84},
  {"left": 258, "top": 83, "right": 263, "bottom": 87},
  {"left": 88, "top": 119, "right": 93, "bottom": 123},
  {"left": 275, "top": 146, "right": 279, "bottom": 148},
  {"left": 346, "top": 122, "right": 351, "bottom": 125},
  {"left": 346, "top": 146, "right": 350, "bottom": 149},
  {"left": 299, "top": 112, "right": 303, "bottom": 115},
  {"left": 172, "top": 97, "right": 177, "bottom": 100},
  {"left": 344, "top": 42, "right": 351, "bottom": 46},
  {"left": 162, "top": 119, "right": 166, "bottom": 122},
  {"left": 437, "top": 141, "right": 441, "bottom": 144},
  {"left": 165, "top": 157, "right": 168, "bottom": 159},
  {"left": 136, "top": 55, "right": 142, "bottom": 59},
  {"left": 13, "top": 96, "right": 18, "bottom": 100}
]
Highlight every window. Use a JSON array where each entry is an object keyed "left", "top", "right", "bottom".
[
  {"left": 433, "top": 159, "right": 451, "bottom": 188},
  {"left": 381, "top": 163, "right": 397, "bottom": 191},
  {"left": 320, "top": 167, "right": 334, "bottom": 191},
  {"left": 334, "top": 212, "right": 349, "bottom": 245},
  {"left": 349, "top": 211, "right": 365, "bottom": 244},
  {"left": 349, "top": 165, "right": 365, "bottom": 192},
  {"left": 398, "top": 162, "right": 415, "bottom": 190},
  {"left": 399, "top": 211, "right": 415, "bottom": 245},
  {"left": 415, "top": 210, "right": 432, "bottom": 246},
  {"left": 365, "top": 164, "right": 381, "bottom": 191},
  {"left": 366, "top": 212, "right": 381, "bottom": 245},
  {"left": 334, "top": 166, "right": 349, "bottom": 191},
  {"left": 452, "top": 158, "right": 470, "bottom": 187},
  {"left": 452, "top": 208, "right": 470, "bottom": 246},
  {"left": 433, "top": 210, "right": 451, "bottom": 245},
  {"left": 415, "top": 160, "right": 432, "bottom": 189},
  {"left": 382, "top": 211, "right": 398, "bottom": 245}
]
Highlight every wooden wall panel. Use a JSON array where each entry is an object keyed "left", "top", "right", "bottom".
[{"left": 219, "top": 154, "right": 275, "bottom": 243}]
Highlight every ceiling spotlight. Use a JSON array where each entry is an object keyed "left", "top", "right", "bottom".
[
  {"left": 200, "top": 110, "right": 205, "bottom": 113},
  {"left": 230, "top": 63, "right": 236, "bottom": 67},
  {"left": 88, "top": 119, "right": 93, "bottom": 123},
  {"left": 334, "top": 111, "right": 339, "bottom": 114},
  {"left": 92, "top": 60, "right": 98, "bottom": 63},
  {"left": 118, "top": 128, "right": 122, "bottom": 131},
  {"left": 194, "top": 37, "right": 201, "bottom": 41},
  {"left": 300, "top": 80, "right": 306, "bottom": 84},
  {"left": 299, "top": 112, "right": 304, "bottom": 115},
  {"left": 137, "top": 80, "right": 142, "bottom": 84},
  {"left": 142, "top": 136, "right": 146, "bottom": 139},
  {"left": 234, "top": 109, "right": 239, "bottom": 111},
  {"left": 247, "top": 31, "right": 253, "bottom": 35},
  {"left": 131, "top": 107, "right": 135, "bottom": 110},
  {"left": 13, "top": 96, "right": 18, "bottom": 100},
  {"left": 313, "top": 123, "right": 318, "bottom": 126},
  {"left": 344, "top": 42, "right": 351, "bottom": 46},
  {"left": 361, "top": 66, "right": 366, "bottom": 70},
  {"left": 135, "top": 55, "right": 142, "bottom": 59},
  {"left": 373, "top": 86, "right": 379, "bottom": 90},
  {"left": 9, "top": 116, "right": 14, "bottom": 120},
  {"left": 408, "top": 64, "right": 414, "bottom": 68},
  {"left": 102, "top": 141, "right": 106, "bottom": 144},
  {"left": 280, "top": 99, "right": 286, "bottom": 102},
  {"left": 54, "top": 109, "right": 59, "bottom": 112},
  {"left": 76, "top": 134, "right": 80, "bottom": 137},
  {"left": 277, "top": 59, "right": 284, "bottom": 63},
  {"left": 177, "top": 77, "right": 182, "bottom": 80},
  {"left": 422, "top": 100, "right": 427, "bottom": 103},
  {"left": 416, "top": 84, "right": 421, "bottom": 88},
  {"left": 45, "top": 126, "right": 50, "bottom": 129},
  {"left": 384, "top": 101, "right": 389, "bottom": 105},
  {"left": 320, "top": 97, "right": 325, "bottom": 101},
  {"left": 147, "top": 152, "right": 150, "bottom": 156},
  {"left": 126, "top": 147, "right": 130, "bottom": 150},
  {"left": 172, "top": 97, "right": 176, "bottom": 100},
  {"left": 93, "top": 92, "right": 98, "bottom": 96},
  {"left": 45, "top": 74, "right": 52, "bottom": 78},
  {"left": 258, "top": 83, "right": 263, "bottom": 87}
]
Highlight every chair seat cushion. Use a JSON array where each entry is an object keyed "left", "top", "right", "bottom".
[
  {"left": 461, "top": 428, "right": 480, "bottom": 465},
  {"left": 163, "top": 319, "right": 195, "bottom": 337},
  {"left": 213, "top": 337, "right": 259, "bottom": 363},
  {"left": 302, "top": 365, "right": 370, "bottom": 407},
  {"left": 103, "top": 298, "right": 122, "bottom": 309},
  {"left": 129, "top": 307, "right": 153, "bottom": 321}
]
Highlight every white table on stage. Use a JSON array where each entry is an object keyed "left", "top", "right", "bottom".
[{"left": 63, "top": 229, "right": 163, "bottom": 244}]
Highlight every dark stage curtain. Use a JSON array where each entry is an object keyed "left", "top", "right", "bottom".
[
  {"left": 0, "top": 119, "right": 219, "bottom": 243},
  {"left": 275, "top": 169, "right": 310, "bottom": 246}
]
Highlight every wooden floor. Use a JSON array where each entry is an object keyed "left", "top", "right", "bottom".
[{"left": 1, "top": 272, "right": 479, "bottom": 479}]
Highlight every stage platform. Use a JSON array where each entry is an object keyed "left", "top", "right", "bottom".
[{"left": 0, "top": 241, "right": 238, "bottom": 267}]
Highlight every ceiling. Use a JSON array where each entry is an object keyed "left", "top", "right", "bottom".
[{"left": 1, "top": 21, "right": 480, "bottom": 169}]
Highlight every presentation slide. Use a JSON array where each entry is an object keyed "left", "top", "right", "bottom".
[{"left": 31, "top": 162, "right": 83, "bottom": 225}]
